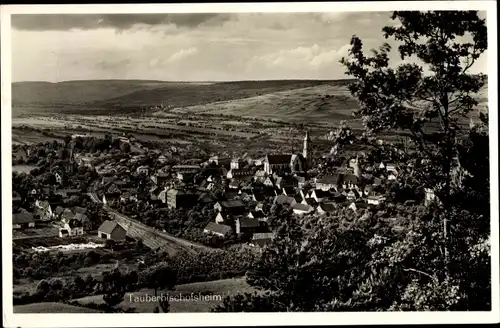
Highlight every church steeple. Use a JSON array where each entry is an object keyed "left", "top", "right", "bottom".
[{"left": 303, "top": 130, "right": 311, "bottom": 167}]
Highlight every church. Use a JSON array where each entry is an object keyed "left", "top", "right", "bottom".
[{"left": 264, "top": 131, "right": 311, "bottom": 175}]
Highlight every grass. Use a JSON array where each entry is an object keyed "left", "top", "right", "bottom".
[
  {"left": 74, "top": 277, "right": 258, "bottom": 313},
  {"left": 14, "top": 302, "right": 102, "bottom": 313},
  {"left": 11, "top": 79, "right": 345, "bottom": 116}
]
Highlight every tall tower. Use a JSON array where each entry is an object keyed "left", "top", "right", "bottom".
[{"left": 303, "top": 130, "right": 311, "bottom": 168}]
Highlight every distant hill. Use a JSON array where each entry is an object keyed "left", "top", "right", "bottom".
[{"left": 11, "top": 79, "right": 353, "bottom": 116}]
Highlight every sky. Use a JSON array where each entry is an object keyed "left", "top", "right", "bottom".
[{"left": 11, "top": 12, "right": 488, "bottom": 82}]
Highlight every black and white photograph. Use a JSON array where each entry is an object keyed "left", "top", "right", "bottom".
[{"left": 1, "top": 2, "right": 498, "bottom": 327}]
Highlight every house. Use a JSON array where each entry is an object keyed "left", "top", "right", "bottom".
[
  {"left": 275, "top": 176, "right": 297, "bottom": 190},
  {"left": 295, "top": 176, "right": 306, "bottom": 189},
  {"left": 227, "top": 168, "right": 253, "bottom": 180},
  {"left": 235, "top": 217, "right": 260, "bottom": 234},
  {"left": 373, "top": 178, "right": 383, "bottom": 186},
  {"left": 379, "top": 162, "right": 385, "bottom": 169},
  {"left": 317, "top": 202, "right": 336, "bottom": 215},
  {"left": 343, "top": 174, "right": 360, "bottom": 189},
  {"left": 250, "top": 232, "right": 275, "bottom": 248},
  {"left": 167, "top": 189, "right": 197, "bottom": 209},
  {"left": 56, "top": 189, "right": 81, "bottom": 198},
  {"left": 59, "top": 219, "right": 84, "bottom": 237},
  {"left": 13, "top": 212, "right": 35, "bottom": 229},
  {"left": 55, "top": 171, "right": 64, "bottom": 185},
  {"left": 347, "top": 189, "right": 360, "bottom": 201},
  {"left": 291, "top": 203, "right": 314, "bottom": 215},
  {"left": 309, "top": 189, "right": 331, "bottom": 203},
  {"left": 61, "top": 208, "right": 76, "bottom": 223},
  {"left": 101, "top": 176, "right": 117, "bottom": 186},
  {"left": 301, "top": 198, "right": 318, "bottom": 208},
  {"left": 74, "top": 213, "right": 91, "bottom": 230},
  {"left": 12, "top": 147, "right": 28, "bottom": 162},
  {"left": 54, "top": 206, "right": 65, "bottom": 218},
  {"left": 72, "top": 206, "right": 87, "bottom": 215},
  {"left": 282, "top": 187, "right": 296, "bottom": 196},
  {"left": 229, "top": 179, "right": 241, "bottom": 189},
  {"left": 386, "top": 163, "right": 396, "bottom": 172},
  {"left": 263, "top": 176, "right": 275, "bottom": 187},
  {"left": 198, "top": 193, "right": 216, "bottom": 205},
  {"left": 252, "top": 191, "right": 266, "bottom": 203},
  {"left": 230, "top": 158, "right": 246, "bottom": 170},
  {"left": 254, "top": 170, "right": 267, "bottom": 182},
  {"left": 97, "top": 220, "right": 127, "bottom": 241},
  {"left": 208, "top": 156, "right": 231, "bottom": 168},
  {"left": 151, "top": 172, "right": 170, "bottom": 187},
  {"left": 274, "top": 194, "right": 296, "bottom": 206},
  {"left": 157, "top": 187, "right": 168, "bottom": 203},
  {"left": 367, "top": 195, "right": 386, "bottom": 206},
  {"left": 349, "top": 201, "right": 369, "bottom": 212},
  {"left": 136, "top": 165, "right": 149, "bottom": 175},
  {"left": 214, "top": 200, "right": 246, "bottom": 215},
  {"left": 247, "top": 210, "right": 268, "bottom": 223},
  {"left": 204, "top": 222, "right": 233, "bottom": 238},
  {"left": 363, "top": 185, "right": 374, "bottom": 197},
  {"left": 387, "top": 172, "right": 398, "bottom": 181},
  {"left": 224, "top": 189, "right": 240, "bottom": 200},
  {"left": 12, "top": 191, "right": 22, "bottom": 206},
  {"left": 264, "top": 154, "right": 292, "bottom": 174},
  {"left": 157, "top": 155, "right": 168, "bottom": 164},
  {"left": 215, "top": 212, "right": 231, "bottom": 224},
  {"left": 424, "top": 188, "right": 439, "bottom": 207},
  {"left": 34, "top": 200, "right": 53, "bottom": 221},
  {"left": 316, "top": 174, "right": 343, "bottom": 191}
]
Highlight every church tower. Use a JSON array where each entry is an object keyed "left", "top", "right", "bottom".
[{"left": 303, "top": 130, "right": 311, "bottom": 168}]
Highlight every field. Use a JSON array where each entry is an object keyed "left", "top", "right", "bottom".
[
  {"left": 74, "top": 277, "right": 257, "bottom": 313},
  {"left": 14, "top": 302, "right": 102, "bottom": 313}
]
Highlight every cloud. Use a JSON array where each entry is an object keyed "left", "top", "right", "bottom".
[
  {"left": 11, "top": 13, "right": 233, "bottom": 31},
  {"left": 167, "top": 47, "right": 198, "bottom": 63},
  {"left": 252, "top": 43, "right": 351, "bottom": 71}
]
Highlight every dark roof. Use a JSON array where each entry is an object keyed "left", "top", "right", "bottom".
[
  {"left": 252, "top": 192, "right": 266, "bottom": 202},
  {"left": 54, "top": 206, "right": 65, "bottom": 216},
  {"left": 74, "top": 213, "right": 89, "bottom": 222},
  {"left": 317, "top": 173, "right": 343, "bottom": 185},
  {"left": 275, "top": 194, "right": 296, "bottom": 205},
  {"left": 204, "top": 222, "right": 232, "bottom": 235},
  {"left": 266, "top": 154, "right": 292, "bottom": 165},
  {"left": 252, "top": 232, "right": 275, "bottom": 240},
  {"left": 320, "top": 203, "right": 336, "bottom": 212},
  {"left": 303, "top": 198, "right": 318, "bottom": 207},
  {"left": 61, "top": 208, "right": 75, "bottom": 220},
  {"left": 98, "top": 220, "right": 125, "bottom": 234},
  {"left": 229, "top": 180, "right": 241, "bottom": 188},
  {"left": 313, "top": 189, "right": 331, "bottom": 198},
  {"left": 291, "top": 203, "right": 313, "bottom": 212},
  {"left": 219, "top": 200, "right": 246, "bottom": 208},
  {"left": 373, "top": 178, "right": 383, "bottom": 186},
  {"left": 352, "top": 201, "right": 369, "bottom": 209},
  {"left": 72, "top": 206, "right": 87, "bottom": 214},
  {"left": 251, "top": 232, "right": 275, "bottom": 246},
  {"left": 250, "top": 210, "right": 266, "bottom": 219},
  {"left": 295, "top": 176, "right": 306, "bottom": 183},
  {"left": 230, "top": 169, "right": 253, "bottom": 176},
  {"left": 238, "top": 217, "right": 260, "bottom": 228},
  {"left": 283, "top": 187, "right": 296, "bottom": 195},
  {"left": 224, "top": 190, "right": 239, "bottom": 200},
  {"left": 13, "top": 212, "right": 34, "bottom": 224},
  {"left": 343, "top": 174, "right": 359, "bottom": 184},
  {"left": 67, "top": 218, "right": 83, "bottom": 228}
]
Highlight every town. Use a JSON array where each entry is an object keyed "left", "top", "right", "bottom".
[
  {"left": 13, "top": 128, "right": 436, "bottom": 251},
  {"left": 8, "top": 8, "right": 492, "bottom": 317}
]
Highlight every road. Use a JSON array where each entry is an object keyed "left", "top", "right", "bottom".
[{"left": 88, "top": 181, "right": 213, "bottom": 255}]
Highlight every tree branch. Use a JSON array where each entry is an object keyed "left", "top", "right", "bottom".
[{"left": 403, "top": 267, "right": 437, "bottom": 281}]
